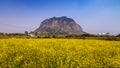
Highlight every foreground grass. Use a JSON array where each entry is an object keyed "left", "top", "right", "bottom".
[{"left": 0, "top": 39, "right": 120, "bottom": 68}]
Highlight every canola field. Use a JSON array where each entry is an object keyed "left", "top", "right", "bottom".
[{"left": 0, "top": 39, "right": 120, "bottom": 68}]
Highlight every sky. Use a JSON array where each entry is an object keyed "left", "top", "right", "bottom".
[{"left": 0, "top": 0, "right": 120, "bottom": 35}]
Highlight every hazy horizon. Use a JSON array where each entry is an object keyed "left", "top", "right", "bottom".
[{"left": 0, "top": 0, "right": 120, "bottom": 35}]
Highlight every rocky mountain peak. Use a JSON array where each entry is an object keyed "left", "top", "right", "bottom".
[{"left": 34, "top": 16, "right": 85, "bottom": 35}]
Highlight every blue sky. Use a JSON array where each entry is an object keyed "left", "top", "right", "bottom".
[{"left": 0, "top": 0, "right": 120, "bottom": 35}]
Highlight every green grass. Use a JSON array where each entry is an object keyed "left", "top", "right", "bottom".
[{"left": 0, "top": 39, "right": 120, "bottom": 68}]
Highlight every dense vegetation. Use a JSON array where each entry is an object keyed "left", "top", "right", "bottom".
[
  {"left": 0, "top": 39, "right": 120, "bottom": 68},
  {"left": 0, "top": 33, "right": 27, "bottom": 38},
  {"left": 1, "top": 32, "right": 120, "bottom": 41}
]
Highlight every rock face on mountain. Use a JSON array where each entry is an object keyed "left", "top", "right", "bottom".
[{"left": 34, "top": 16, "right": 85, "bottom": 35}]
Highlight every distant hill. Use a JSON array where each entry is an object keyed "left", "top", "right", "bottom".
[{"left": 34, "top": 16, "right": 85, "bottom": 35}]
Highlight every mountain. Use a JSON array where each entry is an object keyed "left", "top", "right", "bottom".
[{"left": 34, "top": 16, "right": 85, "bottom": 35}]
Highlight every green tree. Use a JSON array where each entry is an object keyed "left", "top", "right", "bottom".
[{"left": 25, "top": 31, "right": 29, "bottom": 36}]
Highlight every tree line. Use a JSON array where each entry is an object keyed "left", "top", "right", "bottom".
[{"left": 0, "top": 31, "right": 120, "bottom": 41}]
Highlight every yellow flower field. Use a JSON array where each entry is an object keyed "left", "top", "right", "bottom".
[{"left": 0, "top": 39, "right": 120, "bottom": 68}]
